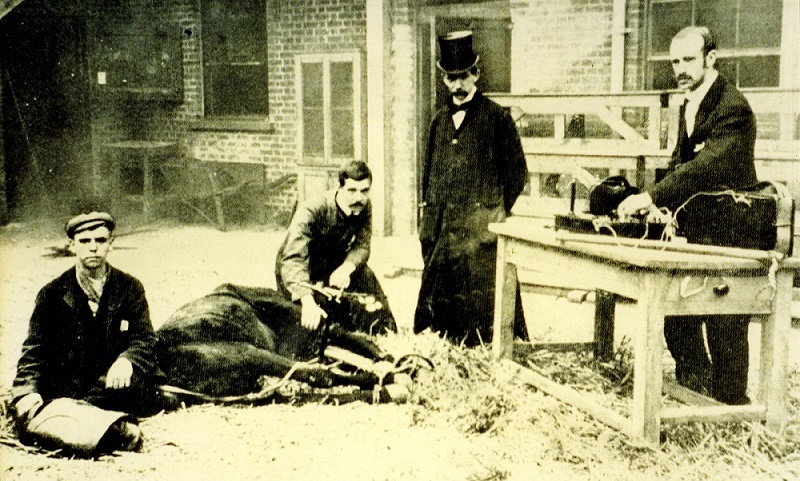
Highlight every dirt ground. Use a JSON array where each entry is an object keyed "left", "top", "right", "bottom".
[{"left": 1, "top": 218, "right": 799, "bottom": 481}]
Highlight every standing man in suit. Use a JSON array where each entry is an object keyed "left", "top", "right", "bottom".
[
  {"left": 618, "top": 26, "right": 757, "bottom": 404},
  {"left": 414, "top": 31, "right": 529, "bottom": 347}
]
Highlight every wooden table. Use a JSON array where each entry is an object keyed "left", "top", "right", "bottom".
[
  {"left": 490, "top": 220, "right": 800, "bottom": 445},
  {"left": 103, "top": 140, "right": 180, "bottom": 221}
]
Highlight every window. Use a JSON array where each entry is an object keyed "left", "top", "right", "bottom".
[
  {"left": 295, "top": 53, "right": 363, "bottom": 166},
  {"left": 202, "top": 0, "right": 268, "bottom": 117},
  {"left": 647, "top": 0, "right": 782, "bottom": 89}
]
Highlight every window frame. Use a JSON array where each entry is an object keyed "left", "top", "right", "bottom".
[
  {"left": 199, "top": 0, "right": 269, "bottom": 131},
  {"left": 644, "top": 0, "right": 783, "bottom": 90},
  {"left": 294, "top": 51, "right": 364, "bottom": 167}
]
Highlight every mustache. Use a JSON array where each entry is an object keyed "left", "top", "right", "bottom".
[
  {"left": 450, "top": 90, "right": 468, "bottom": 97},
  {"left": 676, "top": 74, "right": 693, "bottom": 82}
]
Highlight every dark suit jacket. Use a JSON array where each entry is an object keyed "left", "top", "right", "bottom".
[
  {"left": 12, "top": 266, "right": 158, "bottom": 402},
  {"left": 651, "top": 74, "right": 757, "bottom": 211},
  {"left": 275, "top": 189, "right": 372, "bottom": 301}
]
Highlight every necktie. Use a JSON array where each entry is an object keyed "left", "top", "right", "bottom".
[
  {"left": 448, "top": 100, "right": 471, "bottom": 115},
  {"left": 684, "top": 98, "right": 698, "bottom": 137}
]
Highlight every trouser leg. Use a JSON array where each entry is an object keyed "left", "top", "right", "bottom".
[
  {"left": 706, "top": 314, "right": 750, "bottom": 405},
  {"left": 664, "top": 315, "right": 711, "bottom": 393}
]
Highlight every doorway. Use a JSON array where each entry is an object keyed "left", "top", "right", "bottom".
[{"left": 1, "top": 9, "right": 92, "bottom": 220}]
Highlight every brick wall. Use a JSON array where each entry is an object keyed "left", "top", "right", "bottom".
[
  {"left": 104, "top": 0, "right": 365, "bottom": 222},
  {"left": 510, "top": 0, "right": 645, "bottom": 94},
  {"left": 88, "top": 0, "right": 653, "bottom": 233}
]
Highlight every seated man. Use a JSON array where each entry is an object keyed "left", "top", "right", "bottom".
[
  {"left": 10, "top": 211, "right": 168, "bottom": 456},
  {"left": 275, "top": 161, "right": 396, "bottom": 335}
]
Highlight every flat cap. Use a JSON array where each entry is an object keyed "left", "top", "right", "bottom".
[{"left": 65, "top": 211, "right": 116, "bottom": 238}]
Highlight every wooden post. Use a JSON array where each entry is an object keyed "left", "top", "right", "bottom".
[
  {"left": 631, "top": 273, "right": 665, "bottom": 445},
  {"left": 760, "top": 269, "right": 793, "bottom": 433},
  {"left": 493, "top": 236, "right": 516, "bottom": 360},
  {"left": 593, "top": 290, "right": 616, "bottom": 362},
  {"left": 635, "top": 155, "right": 646, "bottom": 189},
  {"left": 142, "top": 155, "right": 153, "bottom": 222},
  {"left": 366, "top": 0, "right": 391, "bottom": 235}
]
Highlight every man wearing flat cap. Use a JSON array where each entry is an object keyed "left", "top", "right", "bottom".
[
  {"left": 414, "top": 30, "right": 529, "bottom": 346},
  {"left": 10, "top": 211, "right": 166, "bottom": 455}
]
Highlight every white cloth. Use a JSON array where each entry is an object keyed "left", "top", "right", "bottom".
[
  {"left": 75, "top": 264, "right": 108, "bottom": 316},
  {"left": 683, "top": 70, "right": 718, "bottom": 136}
]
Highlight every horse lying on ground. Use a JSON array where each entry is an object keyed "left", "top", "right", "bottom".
[{"left": 156, "top": 284, "right": 422, "bottom": 402}]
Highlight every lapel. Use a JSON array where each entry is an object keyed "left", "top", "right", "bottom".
[
  {"left": 61, "top": 267, "right": 79, "bottom": 310},
  {"left": 689, "top": 75, "right": 725, "bottom": 141},
  {"left": 102, "top": 267, "right": 123, "bottom": 319}
]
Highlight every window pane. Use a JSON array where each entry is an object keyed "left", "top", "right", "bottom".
[
  {"left": 303, "top": 108, "right": 324, "bottom": 156},
  {"left": 650, "top": 1, "right": 692, "bottom": 53},
  {"left": 739, "top": 56, "right": 780, "bottom": 88},
  {"left": 202, "top": 0, "right": 267, "bottom": 117},
  {"left": 715, "top": 57, "right": 737, "bottom": 86},
  {"left": 755, "top": 113, "right": 781, "bottom": 140},
  {"left": 696, "top": 0, "right": 737, "bottom": 49},
  {"left": 331, "top": 109, "right": 354, "bottom": 158},
  {"left": 650, "top": 60, "right": 675, "bottom": 90},
  {"left": 739, "top": 0, "right": 782, "bottom": 48},
  {"left": 206, "top": 64, "right": 267, "bottom": 116},
  {"left": 330, "top": 62, "right": 353, "bottom": 108},
  {"left": 302, "top": 63, "right": 323, "bottom": 107}
]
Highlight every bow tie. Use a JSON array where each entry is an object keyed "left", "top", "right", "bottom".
[{"left": 448, "top": 100, "right": 472, "bottom": 115}]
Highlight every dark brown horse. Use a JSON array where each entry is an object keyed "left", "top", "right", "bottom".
[{"left": 156, "top": 284, "right": 402, "bottom": 400}]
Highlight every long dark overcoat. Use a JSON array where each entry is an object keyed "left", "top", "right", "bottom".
[{"left": 413, "top": 92, "right": 528, "bottom": 346}]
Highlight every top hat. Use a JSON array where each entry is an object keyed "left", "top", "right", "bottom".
[{"left": 437, "top": 30, "right": 479, "bottom": 74}]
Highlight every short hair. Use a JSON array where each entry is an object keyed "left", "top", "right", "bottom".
[
  {"left": 673, "top": 26, "right": 717, "bottom": 55},
  {"left": 338, "top": 161, "right": 372, "bottom": 186}
]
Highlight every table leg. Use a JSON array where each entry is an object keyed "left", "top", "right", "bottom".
[
  {"left": 759, "top": 270, "right": 792, "bottom": 433},
  {"left": 594, "top": 290, "right": 616, "bottom": 362},
  {"left": 493, "top": 236, "right": 516, "bottom": 360},
  {"left": 631, "top": 273, "right": 665, "bottom": 445}
]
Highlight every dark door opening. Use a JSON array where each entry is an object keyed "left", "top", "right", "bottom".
[{"left": 1, "top": 9, "right": 92, "bottom": 221}]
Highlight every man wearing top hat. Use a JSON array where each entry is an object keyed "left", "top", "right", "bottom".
[
  {"left": 414, "top": 30, "right": 529, "bottom": 347},
  {"left": 10, "top": 211, "right": 167, "bottom": 455}
]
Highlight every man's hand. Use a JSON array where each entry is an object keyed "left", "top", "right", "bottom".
[
  {"left": 328, "top": 261, "right": 356, "bottom": 290},
  {"left": 616, "top": 192, "right": 654, "bottom": 221},
  {"left": 300, "top": 294, "right": 327, "bottom": 330},
  {"left": 14, "top": 393, "right": 43, "bottom": 422},
  {"left": 105, "top": 357, "right": 134, "bottom": 389}
]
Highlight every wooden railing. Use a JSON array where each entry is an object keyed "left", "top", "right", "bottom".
[{"left": 488, "top": 89, "right": 800, "bottom": 219}]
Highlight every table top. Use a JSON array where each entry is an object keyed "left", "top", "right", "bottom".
[{"left": 490, "top": 219, "right": 800, "bottom": 272}]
